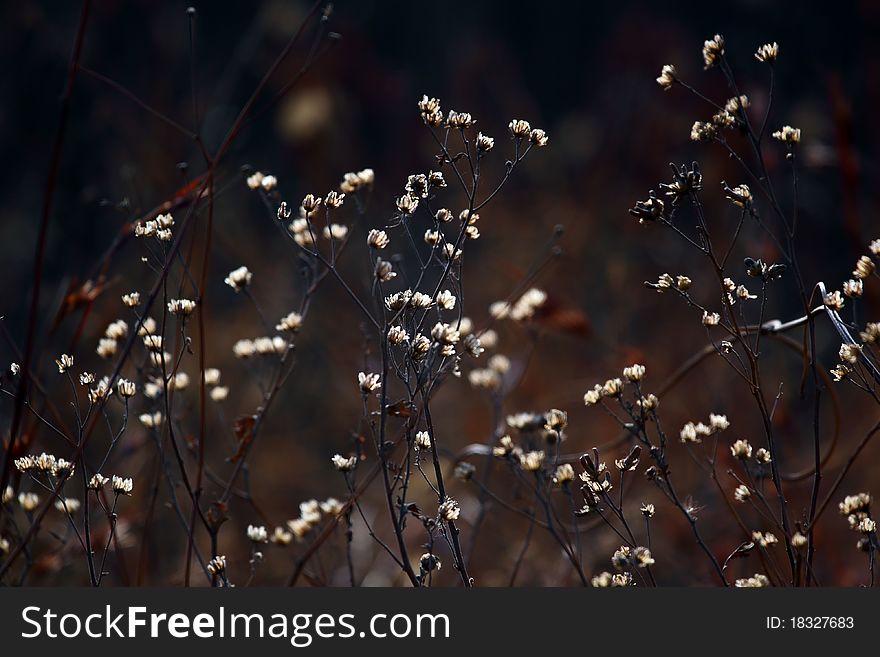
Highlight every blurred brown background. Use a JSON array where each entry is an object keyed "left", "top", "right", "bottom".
[{"left": 2, "top": 0, "right": 879, "bottom": 585}]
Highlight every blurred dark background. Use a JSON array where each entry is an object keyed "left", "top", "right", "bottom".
[{"left": 2, "top": 0, "right": 879, "bottom": 585}]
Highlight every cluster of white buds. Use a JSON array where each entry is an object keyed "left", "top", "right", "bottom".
[
  {"left": 680, "top": 413, "right": 729, "bottom": 443},
  {"left": 134, "top": 212, "right": 175, "bottom": 242},
  {"left": 224, "top": 266, "right": 253, "bottom": 292},
  {"left": 339, "top": 168, "right": 374, "bottom": 194},
  {"left": 357, "top": 371, "right": 381, "bottom": 393},
  {"left": 168, "top": 298, "right": 197, "bottom": 316},
  {"left": 331, "top": 454, "right": 357, "bottom": 472}
]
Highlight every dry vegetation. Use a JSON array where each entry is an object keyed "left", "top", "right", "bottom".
[{"left": 1, "top": 5, "right": 878, "bottom": 587}]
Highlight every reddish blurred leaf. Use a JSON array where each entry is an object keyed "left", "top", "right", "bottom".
[{"left": 229, "top": 415, "right": 257, "bottom": 463}]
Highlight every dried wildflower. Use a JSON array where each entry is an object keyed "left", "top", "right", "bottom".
[
  {"left": 387, "top": 325, "right": 409, "bottom": 345},
  {"left": 374, "top": 258, "right": 396, "bottom": 282},
  {"left": 860, "top": 323, "right": 880, "bottom": 343},
  {"left": 367, "top": 229, "right": 390, "bottom": 250},
  {"left": 725, "top": 95, "right": 750, "bottom": 113},
  {"left": 322, "top": 224, "right": 349, "bottom": 240},
  {"left": 615, "top": 445, "right": 641, "bottom": 472},
  {"left": 823, "top": 290, "right": 845, "bottom": 310},
  {"left": 584, "top": 387, "right": 602, "bottom": 406},
  {"left": 331, "top": 454, "right": 357, "bottom": 472},
  {"left": 207, "top": 555, "right": 227, "bottom": 576},
  {"left": 690, "top": 121, "right": 717, "bottom": 142},
  {"left": 731, "top": 439, "right": 752, "bottom": 459},
  {"left": 709, "top": 413, "right": 730, "bottom": 432},
  {"left": 446, "top": 110, "right": 474, "bottom": 129},
  {"left": 438, "top": 497, "right": 461, "bottom": 521},
  {"left": 858, "top": 517, "right": 876, "bottom": 533},
  {"left": 396, "top": 194, "right": 419, "bottom": 215},
  {"left": 463, "top": 334, "right": 483, "bottom": 358},
  {"left": 671, "top": 276, "right": 692, "bottom": 293},
  {"left": 634, "top": 547, "right": 655, "bottom": 567},
  {"left": 603, "top": 378, "right": 623, "bottom": 397},
  {"left": 853, "top": 255, "right": 875, "bottom": 279},
  {"left": 54, "top": 497, "right": 80, "bottom": 513},
  {"left": 340, "top": 168, "right": 374, "bottom": 193},
  {"left": 839, "top": 493, "right": 871, "bottom": 516},
  {"left": 638, "top": 394, "right": 659, "bottom": 411},
  {"left": 87, "top": 474, "right": 108, "bottom": 491},
  {"left": 358, "top": 371, "right": 381, "bottom": 393},
  {"left": 487, "top": 354, "right": 510, "bottom": 375},
  {"left": 519, "top": 450, "right": 545, "bottom": 472},
  {"left": 591, "top": 572, "right": 613, "bottom": 587},
  {"left": 772, "top": 125, "right": 801, "bottom": 144},
  {"left": 735, "top": 574, "right": 770, "bottom": 588},
  {"left": 508, "top": 119, "right": 531, "bottom": 138},
  {"left": 754, "top": 448, "right": 772, "bottom": 465},
  {"left": 139, "top": 411, "right": 163, "bottom": 428},
  {"left": 553, "top": 463, "right": 575, "bottom": 485},
  {"left": 436, "top": 290, "right": 456, "bottom": 310},
  {"left": 623, "top": 363, "right": 646, "bottom": 382},
  {"left": 14, "top": 456, "right": 36, "bottom": 473},
  {"left": 419, "top": 553, "right": 441, "bottom": 573},
  {"left": 629, "top": 190, "right": 666, "bottom": 224},
  {"left": 55, "top": 354, "right": 73, "bottom": 374},
  {"left": 640, "top": 503, "right": 655, "bottom": 518},
  {"left": 736, "top": 285, "right": 757, "bottom": 301},
  {"left": 168, "top": 298, "right": 197, "bottom": 316},
  {"left": 19, "top": 492, "right": 40, "bottom": 512},
  {"left": 839, "top": 343, "right": 862, "bottom": 364},
  {"left": 324, "top": 191, "right": 345, "bottom": 209},
  {"left": 402, "top": 175, "right": 427, "bottom": 201},
  {"left": 734, "top": 485, "right": 751, "bottom": 502},
  {"left": 415, "top": 431, "right": 433, "bottom": 450},
  {"left": 476, "top": 132, "right": 494, "bottom": 152},
  {"left": 10, "top": 363, "right": 20, "bottom": 376},
  {"left": 271, "top": 527, "right": 293, "bottom": 545},
  {"left": 843, "top": 279, "right": 863, "bottom": 298},
  {"left": 111, "top": 476, "right": 133, "bottom": 496},
  {"left": 418, "top": 95, "right": 443, "bottom": 127},
  {"left": 752, "top": 531, "right": 778, "bottom": 548},
  {"left": 791, "top": 532, "right": 807, "bottom": 548},
  {"left": 428, "top": 171, "right": 446, "bottom": 189},
  {"left": 755, "top": 42, "right": 779, "bottom": 63},
  {"left": 246, "top": 172, "right": 264, "bottom": 190},
  {"left": 411, "top": 334, "right": 432, "bottom": 360},
  {"left": 210, "top": 386, "right": 229, "bottom": 401},
  {"left": 492, "top": 435, "right": 516, "bottom": 458},
  {"left": 261, "top": 175, "right": 278, "bottom": 191},
  {"left": 712, "top": 110, "right": 736, "bottom": 129},
  {"left": 96, "top": 338, "right": 117, "bottom": 359},
  {"left": 680, "top": 422, "right": 699, "bottom": 443},
  {"left": 104, "top": 320, "right": 128, "bottom": 341},
  {"left": 529, "top": 128, "right": 548, "bottom": 147},
  {"left": 702, "top": 311, "right": 721, "bottom": 327},
  {"left": 830, "top": 363, "right": 851, "bottom": 382},
  {"left": 116, "top": 378, "right": 136, "bottom": 398},
  {"left": 723, "top": 182, "right": 752, "bottom": 208},
  {"left": 88, "top": 377, "right": 114, "bottom": 403},
  {"left": 442, "top": 243, "right": 462, "bottom": 260},
  {"left": 656, "top": 64, "right": 676, "bottom": 90},
  {"left": 702, "top": 34, "right": 724, "bottom": 69},
  {"left": 274, "top": 311, "right": 303, "bottom": 333},
  {"left": 247, "top": 525, "right": 269, "bottom": 543},
  {"left": 137, "top": 317, "right": 157, "bottom": 336},
  {"left": 544, "top": 409, "right": 568, "bottom": 433}
]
